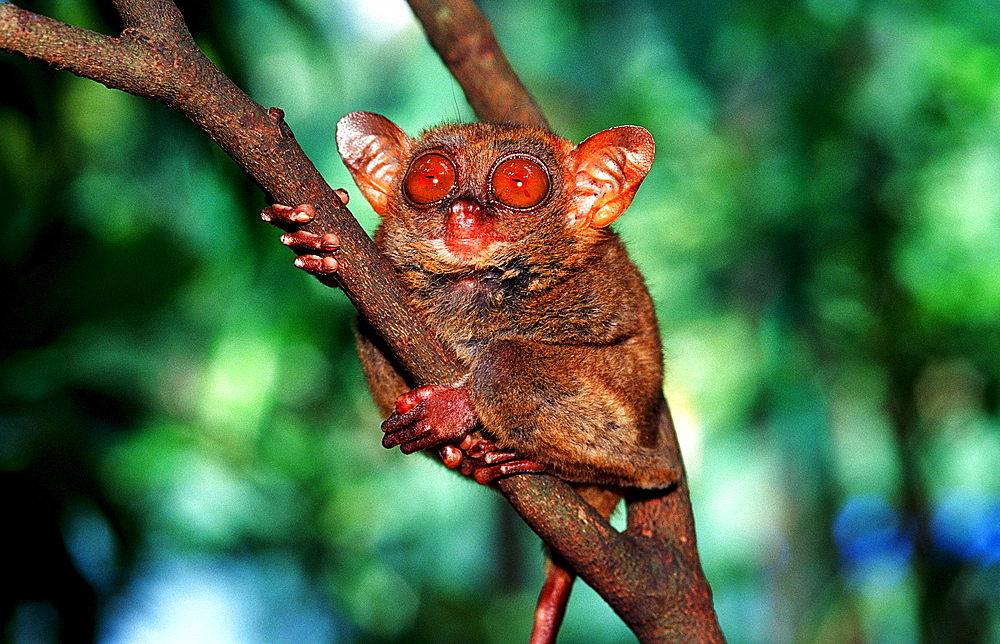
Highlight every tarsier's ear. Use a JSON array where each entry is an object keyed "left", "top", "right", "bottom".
[
  {"left": 336, "top": 112, "right": 412, "bottom": 216},
  {"left": 566, "top": 125, "right": 655, "bottom": 228}
]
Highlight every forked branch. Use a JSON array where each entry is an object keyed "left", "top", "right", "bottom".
[{"left": 0, "top": 1, "right": 723, "bottom": 640}]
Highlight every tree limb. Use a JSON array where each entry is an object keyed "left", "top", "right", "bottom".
[
  {"left": 407, "top": 2, "right": 723, "bottom": 639},
  {"left": 1, "top": 0, "right": 462, "bottom": 384},
  {"left": 1, "top": 1, "right": 724, "bottom": 640},
  {"left": 407, "top": 0, "right": 549, "bottom": 129}
]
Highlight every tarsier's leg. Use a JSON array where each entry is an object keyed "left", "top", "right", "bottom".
[{"left": 467, "top": 339, "right": 675, "bottom": 489}]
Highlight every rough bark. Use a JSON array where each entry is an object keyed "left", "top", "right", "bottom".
[{"left": 0, "top": 1, "right": 725, "bottom": 640}]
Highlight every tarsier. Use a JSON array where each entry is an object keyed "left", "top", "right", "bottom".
[{"left": 263, "top": 112, "right": 676, "bottom": 643}]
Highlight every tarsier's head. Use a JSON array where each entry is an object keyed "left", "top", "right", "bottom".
[{"left": 335, "top": 112, "right": 654, "bottom": 268}]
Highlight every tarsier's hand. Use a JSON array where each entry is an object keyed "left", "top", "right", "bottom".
[
  {"left": 383, "top": 384, "right": 548, "bottom": 484},
  {"left": 382, "top": 384, "right": 477, "bottom": 454},
  {"left": 260, "top": 201, "right": 342, "bottom": 275}
]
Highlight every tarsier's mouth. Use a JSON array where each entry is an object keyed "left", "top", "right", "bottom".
[
  {"left": 449, "top": 266, "right": 507, "bottom": 286},
  {"left": 438, "top": 260, "right": 530, "bottom": 295}
]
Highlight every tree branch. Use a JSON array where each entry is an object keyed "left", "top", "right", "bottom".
[
  {"left": 407, "top": 0, "right": 549, "bottom": 129},
  {"left": 3, "top": 1, "right": 462, "bottom": 385},
  {"left": 1, "top": 1, "right": 724, "bottom": 640},
  {"left": 405, "top": 2, "right": 723, "bottom": 640}
]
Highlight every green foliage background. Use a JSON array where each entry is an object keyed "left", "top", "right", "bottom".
[{"left": 2, "top": 0, "right": 999, "bottom": 642}]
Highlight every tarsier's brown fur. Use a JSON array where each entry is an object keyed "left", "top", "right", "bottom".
[
  {"left": 340, "top": 116, "right": 675, "bottom": 487},
  {"left": 267, "top": 112, "right": 676, "bottom": 643}
]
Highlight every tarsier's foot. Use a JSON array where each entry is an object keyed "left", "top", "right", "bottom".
[
  {"left": 440, "top": 435, "right": 548, "bottom": 485},
  {"left": 261, "top": 203, "right": 341, "bottom": 274},
  {"left": 381, "top": 384, "right": 477, "bottom": 454}
]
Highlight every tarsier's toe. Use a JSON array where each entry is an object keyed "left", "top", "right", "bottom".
[
  {"left": 471, "top": 459, "right": 548, "bottom": 485},
  {"left": 439, "top": 445, "right": 464, "bottom": 468},
  {"left": 450, "top": 436, "right": 550, "bottom": 484}
]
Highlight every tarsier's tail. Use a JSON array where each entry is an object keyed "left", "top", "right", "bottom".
[
  {"left": 529, "top": 558, "right": 575, "bottom": 644},
  {"left": 529, "top": 485, "right": 622, "bottom": 644}
]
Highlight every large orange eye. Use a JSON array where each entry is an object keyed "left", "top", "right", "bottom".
[
  {"left": 491, "top": 157, "right": 549, "bottom": 209},
  {"left": 404, "top": 153, "right": 456, "bottom": 204}
]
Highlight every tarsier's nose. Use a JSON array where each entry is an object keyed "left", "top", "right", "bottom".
[
  {"left": 443, "top": 198, "right": 503, "bottom": 260},
  {"left": 447, "top": 198, "right": 488, "bottom": 231}
]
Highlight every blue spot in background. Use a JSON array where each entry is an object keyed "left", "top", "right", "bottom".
[
  {"left": 931, "top": 491, "right": 1000, "bottom": 565},
  {"left": 833, "top": 495, "right": 914, "bottom": 585}
]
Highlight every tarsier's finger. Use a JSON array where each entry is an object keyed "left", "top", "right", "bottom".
[
  {"left": 293, "top": 254, "right": 338, "bottom": 274},
  {"left": 394, "top": 384, "right": 448, "bottom": 414},
  {"left": 260, "top": 203, "right": 315, "bottom": 224},
  {"left": 382, "top": 419, "right": 431, "bottom": 450},
  {"left": 381, "top": 407, "right": 423, "bottom": 434},
  {"left": 399, "top": 432, "right": 452, "bottom": 454},
  {"left": 280, "top": 231, "right": 340, "bottom": 251}
]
